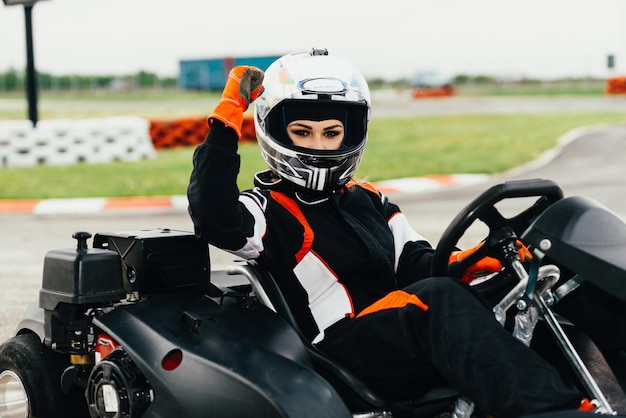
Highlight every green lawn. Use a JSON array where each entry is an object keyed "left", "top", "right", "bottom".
[{"left": 1, "top": 111, "right": 624, "bottom": 199}]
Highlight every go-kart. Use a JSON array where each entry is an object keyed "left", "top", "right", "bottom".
[{"left": 0, "top": 178, "right": 624, "bottom": 418}]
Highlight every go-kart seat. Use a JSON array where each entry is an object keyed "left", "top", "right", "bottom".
[{"left": 226, "top": 261, "right": 458, "bottom": 416}]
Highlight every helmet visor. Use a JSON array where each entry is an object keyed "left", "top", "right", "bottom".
[{"left": 268, "top": 100, "right": 367, "bottom": 150}]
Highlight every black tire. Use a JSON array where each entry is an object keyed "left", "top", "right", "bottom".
[{"left": 0, "top": 332, "right": 88, "bottom": 418}]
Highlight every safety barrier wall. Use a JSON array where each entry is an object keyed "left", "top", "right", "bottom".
[
  {"left": 0, "top": 117, "right": 156, "bottom": 168},
  {"left": 149, "top": 117, "right": 208, "bottom": 149},
  {"left": 148, "top": 116, "right": 256, "bottom": 149},
  {"left": 606, "top": 77, "right": 626, "bottom": 94},
  {"left": 411, "top": 86, "right": 455, "bottom": 99}
]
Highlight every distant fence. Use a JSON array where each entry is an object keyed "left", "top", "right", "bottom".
[{"left": 0, "top": 117, "right": 156, "bottom": 168}]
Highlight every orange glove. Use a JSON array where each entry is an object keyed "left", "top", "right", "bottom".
[
  {"left": 449, "top": 245, "right": 501, "bottom": 284},
  {"left": 449, "top": 241, "right": 531, "bottom": 284},
  {"left": 208, "top": 66, "right": 264, "bottom": 138}
]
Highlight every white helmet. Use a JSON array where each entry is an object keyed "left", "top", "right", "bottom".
[{"left": 254, "top": 49, "right": 371, "bottom": 192}]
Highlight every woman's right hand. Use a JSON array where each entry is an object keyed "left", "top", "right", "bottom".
[{"left": 208, "top": 66, "right": 264, "bottom": 138}]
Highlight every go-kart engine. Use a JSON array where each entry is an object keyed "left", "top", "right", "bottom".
[
  {"left": 40, "top": 232, "right": 126, "bottom": 353},
  {"left": 38, "top": 229, "right": 209, "bottom": 355}
]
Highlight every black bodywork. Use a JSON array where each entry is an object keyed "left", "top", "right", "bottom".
[
  {"left": 523, "top": 196, "right": 626, "bottom": 299},
  {"left": 28, "top": 228, "right": 353, "bottom": 418}
]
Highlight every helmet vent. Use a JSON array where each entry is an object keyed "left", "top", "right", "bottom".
[
  {"left": 299, "top": 78, "right": 347, "bottom": 95},
  {"left": 310, "top": 48, "right": 329, "bottom": 56}
]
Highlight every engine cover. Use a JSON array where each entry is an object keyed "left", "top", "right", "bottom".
[
  {"left": 40, "top": 232, "right": 125, "bottom": 310},
  {"left": 39, "top": 232, "right": 126, "bottom": 353},
  {"left": 93, "top": 228, "right": 209, "bottom": 295}
]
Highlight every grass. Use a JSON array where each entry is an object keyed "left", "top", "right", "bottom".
[
  {"left": 455, "top": 79, "right": 607, "bottom": 96},
  {"left": 361, "top": 112, "right": 618, "bottom": 177},
  {"left": 1, "top": 111, "right": 625, "bottom": 199},
  {"left": 0, "top": 148, "right": 197, "bottom": 199}
]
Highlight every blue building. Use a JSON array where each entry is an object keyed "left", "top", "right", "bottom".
[{"left": 178, "top": 55, "right": 281, "bottom": 91}]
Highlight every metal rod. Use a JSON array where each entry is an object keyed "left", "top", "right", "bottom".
[
  {"left": 535, "top": 295, "right": 614, "bottom": 414},
  {"left": 225, "top": 264, "right": 276, "bottom": 312}
]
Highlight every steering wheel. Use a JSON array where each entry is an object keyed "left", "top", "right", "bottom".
[{"left": 431, "top": 179, "right": 564, "bottom": 279}]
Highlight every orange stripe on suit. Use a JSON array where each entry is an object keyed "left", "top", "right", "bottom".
[{"left": 357, "top": 290, "right": 429, "bottom": 318}]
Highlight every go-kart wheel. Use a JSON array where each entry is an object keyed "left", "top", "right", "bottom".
[
  {"left": 431, "top": 179, "right": 563, "bottom": 279},
  {"left": 0, "top": 332, "right": 88, "bottom": 418}
]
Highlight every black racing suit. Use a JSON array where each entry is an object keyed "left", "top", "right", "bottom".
[{"left": 187, "top": 120, "right": 581, "bottom": 417}]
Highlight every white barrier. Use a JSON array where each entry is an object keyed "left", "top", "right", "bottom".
[{"left": 0, "top": 117, "right": 156, "bottom": 168}]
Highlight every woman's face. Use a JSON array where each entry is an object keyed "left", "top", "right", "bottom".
[{"left": 286, "top": 119, "right": 344, "bottom": 150}]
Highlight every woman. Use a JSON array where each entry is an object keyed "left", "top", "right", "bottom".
[{"left": 187, "top": 49, "right": 586, "bottom": 417}]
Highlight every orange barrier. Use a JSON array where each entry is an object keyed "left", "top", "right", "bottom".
[
  {"left": 606, "top": 77, "right": 626, "bottom": 94},
  {"left": 411, "top": 87, "right": 455, "bottom": 99},
  {"left": 148, "top": 116, "right": 256, "bottom": 149}
]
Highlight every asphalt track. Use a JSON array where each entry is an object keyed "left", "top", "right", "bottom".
[{"left": 0, "top": 96, "right": 625, "bottom": 344}]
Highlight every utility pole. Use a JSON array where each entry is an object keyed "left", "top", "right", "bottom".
[{"left": 3, "top": 0, "right": 49, "bottom": 127}]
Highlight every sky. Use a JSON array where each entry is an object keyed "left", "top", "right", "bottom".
[{"left": 0, "top": 0, "right": 625, "bottom": 81}]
